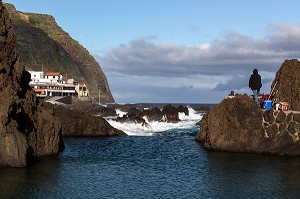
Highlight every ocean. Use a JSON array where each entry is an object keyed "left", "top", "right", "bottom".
[
  {"left": 1, "top": 104, "right": 300, "bottom": 198},
  {"left": 106, "top": 105, "right": 205, "bottom": 136}
]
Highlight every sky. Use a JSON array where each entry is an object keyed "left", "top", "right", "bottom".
[{"left": 3, "top": 0, "right": 300, "bottom": 103}]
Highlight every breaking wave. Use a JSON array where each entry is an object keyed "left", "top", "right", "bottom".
[{"left": 105, "top": 107, "right": 203, "bottom": 136}]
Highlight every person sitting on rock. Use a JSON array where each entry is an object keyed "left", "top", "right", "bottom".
[{"left": 249, "top": 69, "right": 262, "bottom": 104}]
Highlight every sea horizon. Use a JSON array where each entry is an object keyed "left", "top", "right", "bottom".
[{"left": 105, "top": 102, "right": 218, "bottom": 109}]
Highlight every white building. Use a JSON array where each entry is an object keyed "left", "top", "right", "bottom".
[
  {"left": 76, "top": 84, "right": 89, "bottom": 97},
  {"left": 43, "top": 72, "right": 63, "bottom": 83},
  {"left": 30, "top": 71, "right": 43, "bottom": 82},
  {"left": 28, "top": 71, "right": 78, "bottom": 98}
]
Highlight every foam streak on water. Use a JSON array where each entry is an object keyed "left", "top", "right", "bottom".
[{"left": 106, "top": 107, "right": 203, "bottom": 136}]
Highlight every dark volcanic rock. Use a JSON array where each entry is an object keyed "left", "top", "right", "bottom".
[
  {"left": 143, "top": 107, "right": 164, "bottom": 122},
  {"left": 263, "top": 109, "right": 275, "bottom": 124},
  {"left": 69, "top": 101, "right": 117, "bottom": 117},
  {"left": 97, "top": 106, "right": 118, "bottom": 117},
  {"left": 127, "top": 107, "right": 143, "bottom": 118},
  {"left": 195, "top": 95, "right": 300, "bottom": 155},
  {"left": 44, "top": 103, "right": 126, "bottom": 137},
  {"left": 276, "top": 111, "right": 286, "bottom": 123},
  {"left": 272, "top": 59, "right": 300, "bottom": 111},
  {"left": 194, "top": 106, "right": 210, "bottom": 113},
  {"left": 0, "top": 4, "right": 63, "bottom": 167},
  {"left": 116, "top": 115, "right": 150, "bottom": 128},
  {"left": 293, "top": 113, "right": 300, "bottom": 123},
  {"left": 108, "top": 104, "right": 190, "bottom": 124},
  {"left": 115, "top": 107, "right": 150, "bottom": 127},
  {"left": 195, "top": 95, "right": 264, "bottom": 153},
  {"left": 177, "top": 105, "right": 189, "bottom": 116},
  {"left": 162, "top": 104, "right": 181, "bottom": 123}
]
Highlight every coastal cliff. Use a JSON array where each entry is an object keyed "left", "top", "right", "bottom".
[
  {"left": 195, "top": 59, "right": 300, "bottom": 155},
  {"left": 4, "top": 3, "right": 114, "bottom": 103},
  {"left": 0, "top": 3, "right": 63, "bottom": 167}
]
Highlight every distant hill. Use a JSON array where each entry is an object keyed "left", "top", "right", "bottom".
[{"left": 4, "top": 3, "right": 114, "bottom": 103}]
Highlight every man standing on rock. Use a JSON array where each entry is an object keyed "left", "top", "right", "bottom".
[{"left": 249, "top": 69, "right": 262, "bottom": 104}]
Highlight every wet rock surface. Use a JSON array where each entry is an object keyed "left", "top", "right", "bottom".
[
  {"left": 115, "top": 104, "right": 190, "bottom": 125},
  {"left": 69, "top": 102, "right": 196, "bottom": 127}
]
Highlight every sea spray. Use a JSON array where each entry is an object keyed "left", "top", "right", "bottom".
[
  {"left": 105, "top": 107, "right": 203, "bottom": 136},
  {"left": 115, "top": 109, "right": 127, "bottom": 117}
]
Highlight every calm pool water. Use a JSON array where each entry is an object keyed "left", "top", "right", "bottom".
[{"left": 1, "top": 135, "right": 300, "bottom": 198}]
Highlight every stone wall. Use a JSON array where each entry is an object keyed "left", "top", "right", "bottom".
[{"left": 263, "top": 110, "right": 300, "bottom": 142}]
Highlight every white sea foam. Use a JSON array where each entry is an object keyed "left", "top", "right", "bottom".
[
  {"left": 115, "top": 109, "right": 127, "bottom": 117},
  {"left": 105, "top": 107, "right": 203, "bottom": 136}
]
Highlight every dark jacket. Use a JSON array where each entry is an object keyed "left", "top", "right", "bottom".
[{"left": 249, "top": 69, "right": 262, "bottom": 90}]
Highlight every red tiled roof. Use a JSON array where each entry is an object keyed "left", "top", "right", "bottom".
[{"left": 44, "top": 72, "right": 61, "bottom": 76}]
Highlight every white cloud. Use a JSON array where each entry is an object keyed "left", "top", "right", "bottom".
[
  {"left": 94, "top": 23, "right": 300, "bottom": 102},
  {"left": 106, "top": 72, "right": 228, "bottom": 90}
]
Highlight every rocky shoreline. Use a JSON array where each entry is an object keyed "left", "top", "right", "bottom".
[
  {"left": 67, "top": 101, "right": 210, "bottom": 127},
  {"left": 43, "top": 102, "right": 125, "bottom": 137},
  {"left": 195, "top": 59, "right": 300, "bottom": 155}
]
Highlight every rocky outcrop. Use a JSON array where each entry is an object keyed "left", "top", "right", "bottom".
[
  {"left": 195, "top": 95, "right": 300, "bottom": 155},
  {"left": 194, "top": 106, "right": 210, "bottom": 114},
  {"left": 116, "top": 104, "right": 189, "bottom": 124},
  {"left": 177, "top": 105, "right": 189, "bottom": 116},
  {"left": 272, "top": 59, "right": 300, "bottom": 111},
  {"left": 145, "top": 104, "right": 189, "bottom": 123},
  {"left": 116, "top": 114, "right": 150, "bottom": 128},
  {"left": 43, "top": 103, "right": 126, "bottom": 137},
  {"left": 0, "top": 3, "right": 63, "bottom": 167},
  {"left": 143, "top": 107, "right": 164, "bottom": 122},
  {"left": 68, "top": 100, "right": 118, "bottom": 117},
  {"left": 161, "top": 104, "right": 181, "bottom": 123}
]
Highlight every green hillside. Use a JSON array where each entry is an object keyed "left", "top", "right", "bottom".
[{"left": 4, "top": 3, "right": 114, "bottom": 103}]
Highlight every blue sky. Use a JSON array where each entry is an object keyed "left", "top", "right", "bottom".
[{"left": 4, "top": 0, "right": 300, "bottom": 103}]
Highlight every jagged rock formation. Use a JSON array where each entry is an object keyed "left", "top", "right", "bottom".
[
  {"left": 4, "top": 3, "right": 114, "bottom": 103},
  {"left": 272, "top": 59, "right": 300, "bottom": 111},
  {"left": 43, "top": 103, "right": 126, "bottom": 137},
  {"left": 0, "top": 3, "right": 63, "bottom": 167},
  {"left": 116, "top": 104, "right": 189, "bottom": 124},
  {"left": 195, "top": 95, "right": 300, "bottom": 155}
]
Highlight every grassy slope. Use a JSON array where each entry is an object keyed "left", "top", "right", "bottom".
[{"left": 4, "top": 3, "right": 114, "bottom": 103}]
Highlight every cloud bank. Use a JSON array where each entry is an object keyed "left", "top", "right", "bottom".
[{"left": 94, "top": 24, "right": 300, "bottom": 103}]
